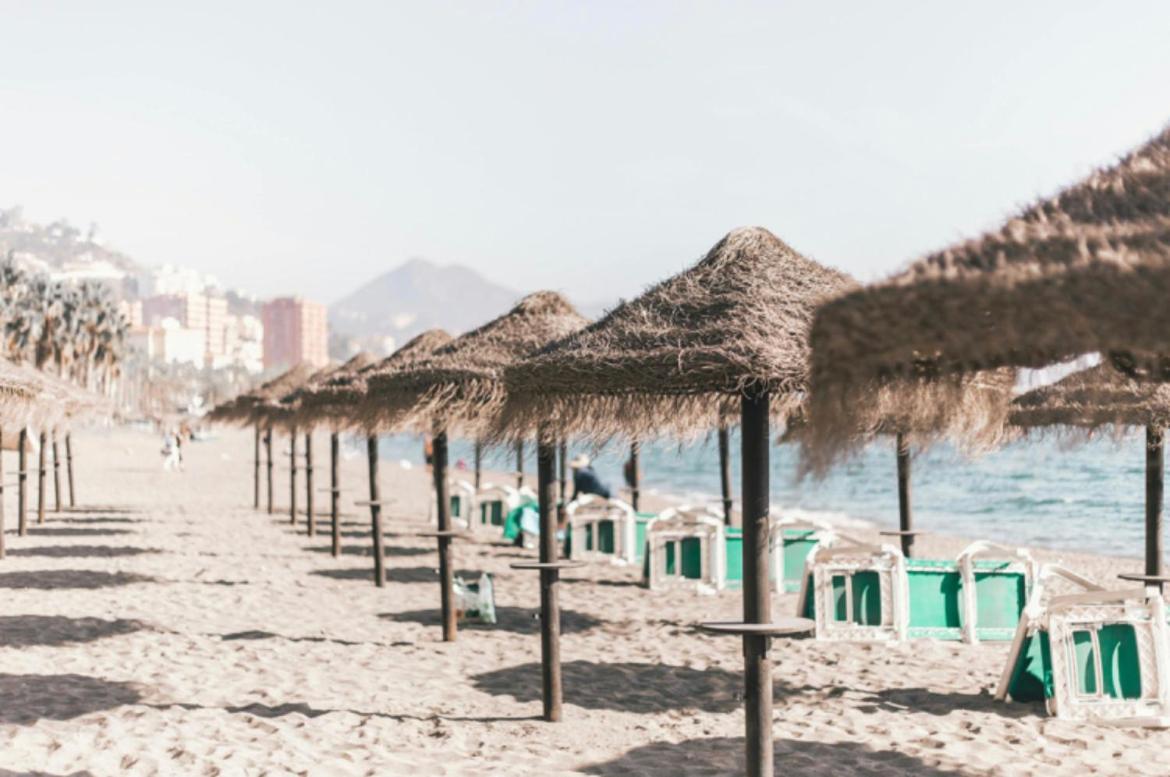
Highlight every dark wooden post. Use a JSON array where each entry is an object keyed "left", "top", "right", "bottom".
[
  {"left": 65, "top": 433, "right": 76, "bottom": 508},
  {"left": 718, "top": 425, "right": 734, "bottom": 525},
  {"left": 629, "top": 441, "right": 640, "bottom": 511},
  {"left": 289, "top": 428, "right": 298, "bottom": 525},
  {"left": 17, "top": 428, "right": 27, "bottom": 535},
  {"left": 557, "top": 439, "right": 568, "bottom": 524},
  {"left": 36, "top": 430, "right": 46, "bottom": 525},
  {"left": 330, "top": 431, "right": 340, "bottom": 557},
  {"left": 896, "top": 432, "right": 914, "bottom": 558},
  {"left": 265, "top": 426, "right": 274, "bottom": 515},
  {"left": 473, "top": 440, "right": 482, "bottom": 490},
  {"left": 51, "top": 432, "right": 62, "bottom": 513},
  {"left": 305, "top": 432, "right": 315, "bottom": 536},
  {"left": 367, "top": 435, "right": 385, "bottom": 586},
  {"left": 433, "top": 429, "right": 456, "bottom": 641},
  {"left": 1147, "top": 425, "right": 1164, "bottom": 583},
  {"left": 0, "top": 429, "right": 6, "bottom": 558},
  {"left": 515, "top": 440, "right": 524, "bottom": 489},
  {"left": 253, "top": 425, "right": 261, "bottom": 509},
  {"left": 741, "top": 392, "right": 773, "bottom": 777},
  {"left": 537, "top": 432, "right": 563, "bottom": 721}
]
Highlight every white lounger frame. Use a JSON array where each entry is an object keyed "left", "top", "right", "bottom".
[
  {"left": 996, "top": 565, "right": 1170, "bottom": 726},
  {"left": 799, "top": 539, "right": 908, "bottom": 642},
  {"left": 565, "top": 495, "right": 637, "bottom": 564},
  {"left": 769, "top": 514, "right": 837, "bottom": 595},
  {"left": 644, "top": 505, "right": 726, "bottom": 592},
  {"left": 471, "top": 483, "right": 522, "bottom": 533},
  {"left": 956, "top": 541, "right": 1038, "bottom": 644}
]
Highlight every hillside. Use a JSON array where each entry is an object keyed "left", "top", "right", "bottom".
[
  {"left": 329, "top": 258, "right": 522, "bottom": 344},
  {"left": 0, "top": 206, "right": 139, "bottom": 274}
]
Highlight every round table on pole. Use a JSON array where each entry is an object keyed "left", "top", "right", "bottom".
[
  {"left": 509, "top": 560, "right": 588, "bottom": 572},
  {"left": 1118, "top": 573, "right": 1170, "bottom": 591},
  {"left": 698, "top": 617, "right": 815, "bottom": 638}
]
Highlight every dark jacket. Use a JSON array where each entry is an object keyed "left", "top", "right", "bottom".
[{"left": 572, "top": 466, "right": 611, "bottom": 500}]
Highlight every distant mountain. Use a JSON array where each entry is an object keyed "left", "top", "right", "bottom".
[
  {"left": 329, "top": 258, "right": 522, "bottom": 345},
  {"left": 329, "top": 258, "right": 613, "bottom": 356}
]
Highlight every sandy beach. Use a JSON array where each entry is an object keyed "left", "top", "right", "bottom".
[{"left": 0, "top": 424, "right": 1165, "bottom": 776}]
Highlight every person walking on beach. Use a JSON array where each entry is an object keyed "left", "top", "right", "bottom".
[
  {"left": 570, "top": 454, "right": 610, "bottom": 500},
  {"left": 161, "top": 430, "right": 181, "bottom": 472}
]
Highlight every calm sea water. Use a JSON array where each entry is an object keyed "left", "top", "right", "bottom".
[{"left": 371, "top": 431, "right": 1152, "bottom": 560}]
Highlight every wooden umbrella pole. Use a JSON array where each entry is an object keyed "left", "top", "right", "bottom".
[
  {"left": 52, "top": 432, "right": 62, "bottom": 513},
  {"left": 718, "top": 425, "right": 733, "bottom": 525},
  {"left": 628, "top": 440, "right": 641, "bottom": 511},
  {"left": 557, "top": 439, "right": 567, "bottom": 524},
  {"left": 1147, "top": 425, "right": 1164, "bottom": 585},
  {"left": 330, "top": 432, "right": 340, "bottom": 557},
  {"left": 289, "top": 428, "right": 298, "bottom": 525},
  {"left": 253, "top": 425, "right": 261, "bottom": 509},
  {"left": 537, "top": 431, "right": 563, "bottom": 721},
  {"left": 0, "top": 429, "right": 6, "bottom": 559},
  {"left": 473, "top": 440, "right": 482, "bottom": 490},
  {"left": 741, "top": 392, "right": 773, "bottom": 777},
  {"left": 896, "top": 432, "right": 914, "bottom": 558},
  {"left": 17, "top": 428, "right": 27, "bottom": 535},
  {"left": 305, "top": 432, "right": 315, "bottom": 536},
  {"left": 65, "top": 433, "right": 75, "bottom": 508},
  {"left": 265, "top": 426, "right": 274, "bottom": 515},
  {"left": 367, "top": 435, "right": 385, "bottom": 587},
  {"left": 433, "top": 428, "right": 456, "bottom": 641},
  {"left": 515, "top": 440, "right": 524, "bottom": 489},
  {"left": 36, "top": 430, "right": 46, "bottom": 525}
]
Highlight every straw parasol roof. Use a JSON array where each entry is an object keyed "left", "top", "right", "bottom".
[
  {"left": 362, "top": 293, "right": 588, "bottom": 435},
  {"left": 496, "top": 227, "right": 854, "bottom": 442},
  {"left": 802, "top": 125, "right": 1170, "bottom": 469},
  {"left": 0, "top": 360, "right": 53, "bottom": 428},
  {"left": 1011, "top": 363, "right": 1170, "bottom": 434},
  {"left": 207, "top": 364, "right": 317, "bottom": 426},
  {"left": 302, "top": 330, "right": 453, "bottom": 431},
  {"left": 281, "top": 351, "right": 376, "bottom": 429}
]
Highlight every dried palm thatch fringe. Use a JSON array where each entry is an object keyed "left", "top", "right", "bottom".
[
  {"left": 1010, "top": 363, "right": 1170, "bottom": 441},
  {"left": 295, "top": 329, "right": 454, "bottom": 433},
  {"left": 278, "top": 351, "right": 377, "bottom": 430},
  {"left": 362, "top": 293, "right": 588, "bottom": 436},
  {"left": 804, "top": 123, "right": 1170, "bottom": 467},
  {"left": 494, "top": 227, "right": 853, "bottom": 443},
  {"left": 206, "top": 363, "right": 316, "bottom": 426}
]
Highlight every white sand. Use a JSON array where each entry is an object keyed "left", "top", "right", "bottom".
[{"left": 0, "top": 425, "right": 1166, "bottom": 775}]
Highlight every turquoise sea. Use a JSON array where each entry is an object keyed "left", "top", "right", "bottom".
[{"left": 372, "top": 431, "right": 1153, "bottom": 560}]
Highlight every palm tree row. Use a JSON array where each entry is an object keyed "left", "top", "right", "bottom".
[{"left": 0, "top": 252, "right": 128, "bottom": 393}]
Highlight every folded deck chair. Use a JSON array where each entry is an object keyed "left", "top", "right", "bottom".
[
  {"left": 997, "top": 565, "right": 1170, "bottom": 726},
  {"left": 565, "top": 495, "right": 637, "bottom": 563},
  {"left": 642, "top": 505, "right": 726, "bottom": 592},
  {"left": 799, "top": 539, "right": 908, "bottom": 642},
  {"left": 448, "top": 479, "right": 476, "bottom": 528},
  {"left": 472, "top": 483, "right": 521, "bottom": 532}
]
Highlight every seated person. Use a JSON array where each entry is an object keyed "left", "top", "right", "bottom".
[{"left": 570, "top": 454, "right": 611, "bottom": 500}]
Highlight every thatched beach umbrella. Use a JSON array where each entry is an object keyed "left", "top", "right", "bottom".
[
  {"left": 209, "top": 364, "right": 316, "bottom": 517},
  {"left": 499, "top": 227, "right": 848, "bottom": 766},
  {"left": 283, "top": 351, "right": 376, "bottom": 551},
  {"left": 364, "top": 292, "right": 588, "bottom": 645},
  {"left": 301, "top": 330, "right": 453, "bottom": 585},
  {"left": 805, "top": 125, "right": 1170, "bottom": 473},
  {"left": 0, "top": 361, "right": 50, "bottom": 559},
  {"left": 1012, "top": 363, "right": 1170, "bottom": 584}
]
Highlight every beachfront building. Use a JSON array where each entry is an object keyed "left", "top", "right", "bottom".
[
  {"left": 261, "top": 296, "right": 329, "bottom": 370},
  {"left": 143, "top": 291, "right": 231, "bottom": 368}
]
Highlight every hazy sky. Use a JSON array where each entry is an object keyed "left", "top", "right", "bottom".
[{"left": 3, "top": 2, "right": 1170, "bottom": 306}]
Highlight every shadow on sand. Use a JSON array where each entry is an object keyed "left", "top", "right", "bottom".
[
  {"left": 5, "top": 545, "right": 160, "bottom": 559},
  {"left": 312, "top": 566, "right": 486, "bottom": 585},
  {"left": 381, "top": 606, "right": 604, "bottom": 635},
  {"left": 151, "top": 700, "right": 532, "bottom": 724},
  {"left": 581, "top": 736, "right": 970, "bottom": 776},
  {"left": 305, "top": 545, "right": 431, "bottom": 558},
  {"left": 0, "top": 616, "right": 147, "bottom": 648},
  {"left": 23, "top": 527, "right": 133, "bottom": 538},
  {"left": 0, "top": 673, "right": 141, "bottom": 725},
  {"left": 472, "top": 660, "right": 752, "bottom": 714},
  {"left": 0, "top": 570, "right": 156, "bottom": 590},
  {"left": 54, "top": 516, "right": 145, "bottom": 525}
]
